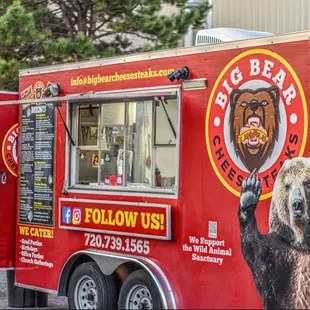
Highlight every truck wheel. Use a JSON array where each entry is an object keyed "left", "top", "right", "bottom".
[
  {"left": 68, "top": 262, "right": 117, "bottom": 310},
  {"left": 118, "top": 269, "right": 163, "bottom": 309}
]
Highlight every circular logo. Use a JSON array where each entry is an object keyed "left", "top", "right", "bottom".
[
  {"left": 2, "top": 123, "right": 19, "bottom": 177},
  {"left": 34, "top": 81, "right": 45, "bottom": 99},
  {"left": 206, "top": 49, "right": 308, "bottom": 200}
]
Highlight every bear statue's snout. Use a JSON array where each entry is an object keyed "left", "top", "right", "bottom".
[
  {"left": 290, "top": 186, "right": 306, "bottom": 218},
  {"left": 291, "top": 188, "right": 305, "bottom": 218},
  {"left": 292, "top": 198, "right": 304, "bottom": 217}
]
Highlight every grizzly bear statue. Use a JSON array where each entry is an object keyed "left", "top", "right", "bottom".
[{"left": 239, "top": 157, "right": 310, "bottom": 309}]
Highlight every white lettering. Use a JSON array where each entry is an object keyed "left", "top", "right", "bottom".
[
  {"left": 283, "top": 84, "right": 296, "bottom": 105},
  {"left": 272, "top": 69, "right": 286, "bottom": 90},
  {"left": 262, "top": 60, "right": 274, "bottom": 79},
  {"left": 231, "top": 67, "right": 243, "bottom": 85},
  {"left": 250, "top": 59, "right": 260, "bottom": 76},
  {"left": 215, "top": 92, "right": 227, "bottom": 110},
  {"left": 192, "top": 253, "right": 224, "bottom": 265},
  {"left": 8, "top": 135, "right": 15, "bottom": 143}
]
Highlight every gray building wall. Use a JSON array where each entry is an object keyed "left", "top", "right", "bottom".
[{"left": 211, "top": 0, "right": 310, "bottom": 34}]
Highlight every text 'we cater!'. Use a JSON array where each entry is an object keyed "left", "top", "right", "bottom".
[{"left": 59, "top": 200, "right": 171, "bottom": 240}]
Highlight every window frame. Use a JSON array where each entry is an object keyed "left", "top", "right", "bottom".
[
  {"left": 153, "top": 97, "right": 177, "bottom": 147},
  {"left": 66, "top": 87, "right": 181, "bottom": 197}
]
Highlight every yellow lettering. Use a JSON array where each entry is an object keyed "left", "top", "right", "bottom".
[
  {"left": 151, "top": 213, "right": 160, "bottom": 230},
  {"left": 100, "top": 209, "right": 108, "bottom": 225},
  {"left": 92, "top": 209, "right": 101, "bottom": 224},
  {"left": 141, "top": 212, "right": 150, "bottom": 229},
  {"left": 125, "top": 211, "right": 138, "bottom": 227},
  {"left": 85, "top": 208, "right": 92, "bottom": 223},
  {"left": 108, "top": 210, "right": 115, "bottom": 225},
  {"left": 115, "top": 210, "right": 124, "bottom": 226},
  {"left": 26, "top": 227, "right": 54, "bottom": 238},
  {"left": 19, "top": 226, "right": 29, "bottom": 235},
  {"left": 30, "top": 228, "right": 38, "bottom": 236}
]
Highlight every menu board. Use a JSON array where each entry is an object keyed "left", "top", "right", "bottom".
[{"left": 19, "top": 103, "right": 55, "bottom": 226}]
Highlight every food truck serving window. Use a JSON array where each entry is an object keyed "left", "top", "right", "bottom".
[{"left": 69, "top": 91, "right": 179, "bottom": 194}]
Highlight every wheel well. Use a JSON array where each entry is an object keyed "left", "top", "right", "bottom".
[
  {"left": 58, "top": 254, "right": 94, "bottom": 296},
  {"left": 113, "top": 261, "right": 142, "bottom": 291},
  {"left": 58, "top": 253, "right": 172, "bottom": 308},
  {"left": 58, "top": 254, "right": 142, "bottom": 297}
]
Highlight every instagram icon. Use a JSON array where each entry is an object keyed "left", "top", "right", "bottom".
[{"left": 72, "top": 208, "right": 82, "bottom": 225}]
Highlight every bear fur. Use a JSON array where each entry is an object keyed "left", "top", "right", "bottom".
[{"left": 239, "top": 157, "right": 310, "bottom": 309}]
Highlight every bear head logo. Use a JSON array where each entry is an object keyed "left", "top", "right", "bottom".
[{"left": 229, "top": 86, "right": 280, "bottom": 172}]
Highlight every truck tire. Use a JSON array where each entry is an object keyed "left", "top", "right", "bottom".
[
  {"left": 118, "top": 269, "right": 163, "bottom": 309},
  {"left": 36, "top": 291, "right": 48, "bottom": 307},
  {"left": 6, "top": 270, "right": 35, "bottom": 308},
  {"left": 68, "top": 262, "right": 117, "bottom": 310}
]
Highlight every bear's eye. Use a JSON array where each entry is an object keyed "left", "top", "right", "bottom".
[
  {"left": 240, "top": 102, "right": 247, "bottom": 107},
  {"left": 285, "top": 184, "right": 290, "bottom": 191},
  {"left": 304, "top": 181, "right": 310, "bottom": 189},
  {"left": 261, "top": 100, "right": 268, "bottom": 106}
]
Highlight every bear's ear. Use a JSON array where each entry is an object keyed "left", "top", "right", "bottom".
[
  {"left": 281, "top": 159, "right": 289, "bottom": 168},
  {"left": 268, "top": 86, "right": 280, "bottom": 105},
  {"left": 280, "top": 158, "right": 294, "bottom": 170},
  {"left": 230, "top": 89, "right": 241, "bottom": 107}
]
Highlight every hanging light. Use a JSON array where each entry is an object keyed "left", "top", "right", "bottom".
[
  {"left": 167, "top": 66, "right": 190, "bottom": 82},
  {"left": 44, "top": 83, "right": 62, "bottom": 97}
]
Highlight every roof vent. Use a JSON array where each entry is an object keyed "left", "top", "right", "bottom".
[{"left": 195, "top": 27, "right": 273, "bottom": 46}]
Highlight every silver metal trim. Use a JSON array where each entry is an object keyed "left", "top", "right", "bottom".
[
  {"left": 145, "top": 257, "right": 176, "bottom": 309},
  {"left": 59, "top": 197, "right": 171, "bottom": 206},
  {"left": 97, "top": 103, "right": 102, "bottom": 185},
  {"left": 71, "top": 104, "right": 79, "bottom": 185},
  {"left": 151, "top": 102, "right": 156, "bottom": 188},
  {"left": 58, "top": 249, "right": 177, "bottom": 309},
  {"left": 65, "top": 188, "right": 177, "bottom": 199},
  {"left": 183, "top": 87, "right": 207, "bottom": 91},
  {"left": 0, "top": 97, "right": 64, "bottom": 105},
  {"left": 64, "top": 85, "right": 180, "bottom": 196},
  {"left": 14, "top": 282, "right": 58, "bottom": 295},
  {"left": 64, "top": 102, "right": 69, "bottom": 185},
  {"left": 166, "top": 204, "right": 171, "bottom": 240},
  {"left": 70, "top": 184, "right": 175, "bottom": 194},
  {"left": 69, "top": 85, "right": 179, "bottom": 97},
  {"left": 59, "top": 198, "right": 172, "bottom": 240},
  {"left": 0, "top": 91, "right": 18, "bottom": 95},
  {"left": 182, "top": 78, "right": 206, "bottom": 81},
  {"left": 19, "top": 31, "right": 310, "bottom": 76},
  {"left": 59, "top": 225, "right": 171, "bottom": 240},
  {"left": 0, "top": 86, "right": 181, "bottom": 106},
  {"left": 0, "top": 267, "right": 15, "bottom": 270},
  {"left": 175, "top": 89, "right": 181, "bottom": 199},
  {"left": 123, "top": 100, "right": 128, "bottom": 187},
  {"left": 182, "top": 78, "right": 207, "bottom": 90}
]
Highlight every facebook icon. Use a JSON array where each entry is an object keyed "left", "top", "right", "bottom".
[{"left": 62, "top": 207, "right": 72, "bottom": 224}]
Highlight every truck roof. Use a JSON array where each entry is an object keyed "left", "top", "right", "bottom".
[{"left": 19, "top": 30, "right": 310, "bottom": 77}]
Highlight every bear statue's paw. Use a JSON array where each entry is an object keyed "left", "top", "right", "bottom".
[{"left": 240, "top": 173, "right": 262, "bottom": 211}]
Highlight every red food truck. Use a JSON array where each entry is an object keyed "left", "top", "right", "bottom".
[{"left": 0, "top": 30, "right": 310, "bottom": 309}]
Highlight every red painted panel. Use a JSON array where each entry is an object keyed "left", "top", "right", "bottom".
[
  {"left": 0, "top": 92, "right": 18, "bottom": 268},
  {"left": 14, "top": 39, "right": 310, "bottom": 308}
]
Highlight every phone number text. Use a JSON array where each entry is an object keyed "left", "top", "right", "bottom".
[{"left": 84, "top": 233, "right": 150, "bottom": 254}]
